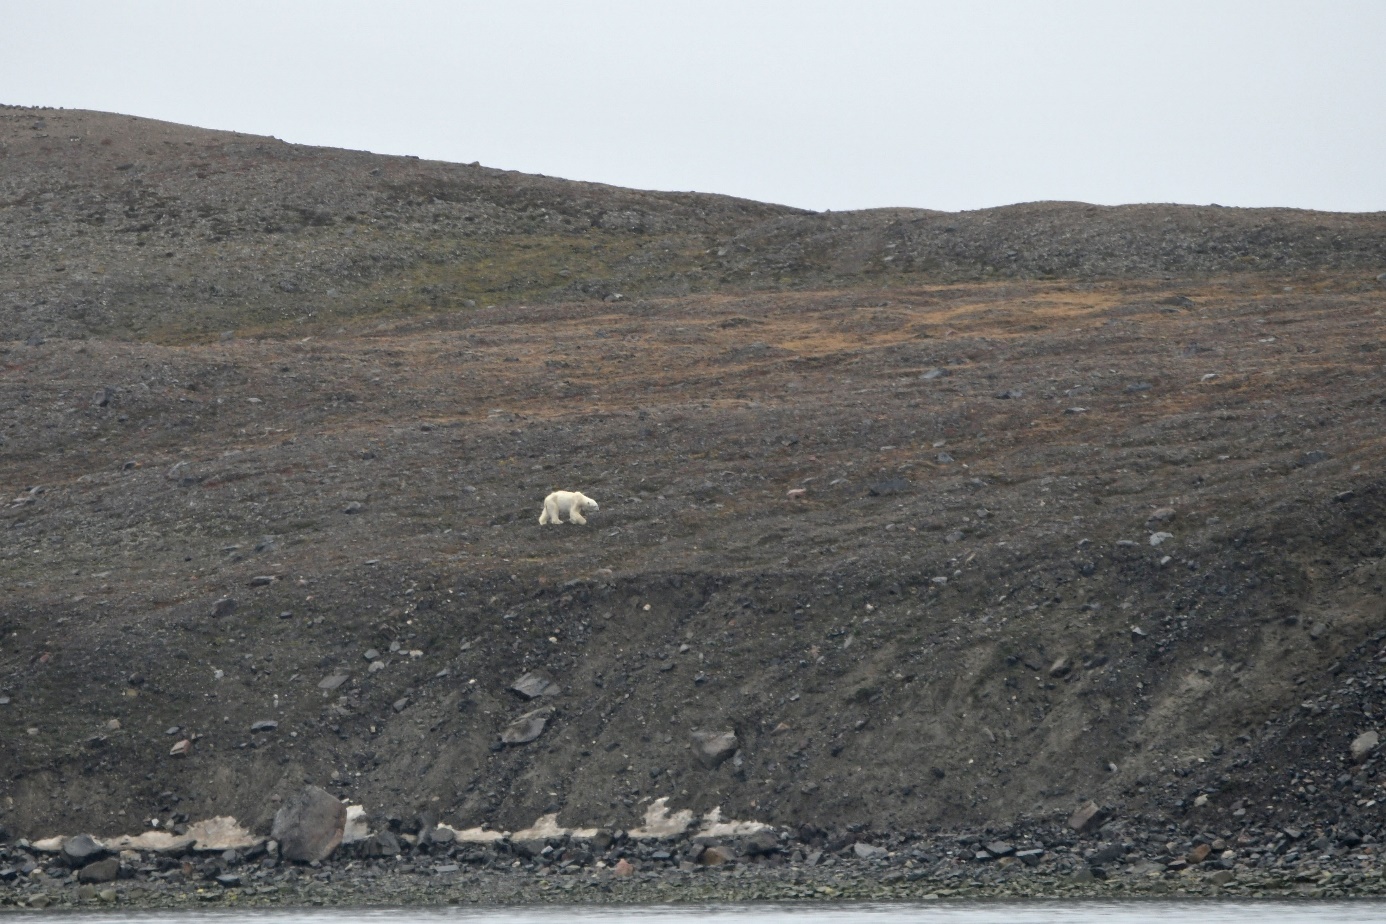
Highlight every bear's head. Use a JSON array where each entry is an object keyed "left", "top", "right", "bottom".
[{"left": 580, "top": 495, "right": 599, "bottom": 512}]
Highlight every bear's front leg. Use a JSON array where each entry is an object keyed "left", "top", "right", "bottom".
[{"left": 569, "top": 509, "right": 587, "bottom": 525}]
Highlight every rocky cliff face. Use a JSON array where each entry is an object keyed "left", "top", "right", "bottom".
[{"left": 2, "top": 107, "right": 1386, "bottom": 848}]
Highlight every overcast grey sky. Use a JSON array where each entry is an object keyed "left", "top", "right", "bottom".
[{"left": 4, "top": 1, "right": 1384, "bottom": 213}]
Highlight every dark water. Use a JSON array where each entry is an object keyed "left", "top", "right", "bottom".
[{"left": 18, "top": 903, "right": 1386, "bottom": 924}]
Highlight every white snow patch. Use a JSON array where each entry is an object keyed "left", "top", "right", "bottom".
[
  {"left": 186, "top": 816, "right": 261, "bottom": 851},
  {"left": 696, "top": 806, "right": 773, "bottom": 837},
  {"left": 513, "top": 812, "right": 599, "bottom": 840},
  {"left": 443, "top": 824, "right": 508, "bottom": 843},
  {"left": 102, "top": 831, "right": 196, "bottom": 853},
  {"left": 342, "top": 804, "right": 370, "bottom": 845},
  {"left": 628, "top": 797, "right": 694, "bottom": 838}
]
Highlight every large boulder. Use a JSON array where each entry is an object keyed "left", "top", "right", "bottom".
[
  {"left": 272, "top": 786, "right": 347, "bottom": 863},
  {"left": 61, "top": 834, "right": 107, "bottom": 867},
  {"left": 77, "top": 857, "right": 120, "bottom": 883},
  {"left": 1067, "top": 800, "right": 1111, "bottom": 833},
  {"left": 690, "top": 729, "right": 738, "bottom": 768},
  {"left": 359, "top": 831, "right": 400, "bottom": 858}
]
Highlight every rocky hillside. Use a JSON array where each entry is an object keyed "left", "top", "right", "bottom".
[
  {"left": 2, "top": 107, "right": 1386, "bottom": 854},
  {"left": 3, "top": 105, "right": 1385, "bottom": 341}
]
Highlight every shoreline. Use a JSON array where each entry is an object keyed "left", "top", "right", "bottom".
[{"left": 6, "top": 828, "right": 1386, "bottom": 911}]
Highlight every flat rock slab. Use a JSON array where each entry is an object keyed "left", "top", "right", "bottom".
[
  {"left": 272, "top": 786, "right": 346, "bottom": 863},
  {"left": 510, "top": 671, "right": 561, "bottom": 699},
  {"left": 501, "top": 707, "right": 554, "bottom": 745}
]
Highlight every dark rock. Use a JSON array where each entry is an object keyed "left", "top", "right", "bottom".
[
  {"left": 343, "top": 501, "right": 363, "bottom": 514},
  {"left": 868, "top": 478, "right": 911, "bottom": 496},
  {"left": 985, "top": 841, "right": 1016, "bottom": 858},
  {"left": 1089, "top": 844, "right": 1124, "bottom": 866},
  {"left": 211, "top": 597, "right": 237, "bottom": 618},
  {"left": 62, "top": 834, "right": 107, "bottom": 866},
  {"left": 511, "top": 671, "right": 561, "bottom": 699},
  {"left": 77, "top": 857, "right": 120, "bottom": 883},
  {"left": 742, "top": 830, "right": 780, "bottom": 856},
  {"left": 272, "top": 785, "right": 347, "bottom": 863},
  {"left": 690, "top": 729, "right": 738, "bottom": 768},
  {"left": 360, "top": 831, "right": 400, "bottom": 857},
  {"left": 1049, "top": 657, "right": 1071, "bottom": 678},
  {"left": 216, "top": 873, "right": 242, "bottom": 887},
  {"left": 317, "top": 673, "right": 350, "bottom": 691},
  {"left": 250, "top": 720, "right": 278, "bottom": 733},
  {"left": 1016, "top": 848, "right": 1044, "bottom": 866},
  {"left": 1067, "top": 801, "right": 1110, "bottom": 833},
  {"left": 994, "top": 389, "right": 1023, "bottom": 399},
  {"left": 501, "top": 706, "right": 554, "bottom": 744}
]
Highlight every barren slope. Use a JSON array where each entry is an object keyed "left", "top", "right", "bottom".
[{"left": 2, "top": 107, "right": 1386, "bottom": 847}]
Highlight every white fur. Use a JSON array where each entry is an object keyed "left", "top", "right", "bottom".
[{"left": 538, "top": 491, "right": 599, "bottom": 526}]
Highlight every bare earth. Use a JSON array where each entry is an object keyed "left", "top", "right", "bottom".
[{"left": 2, "top": 107, "right": 1386, "bottom": 859}]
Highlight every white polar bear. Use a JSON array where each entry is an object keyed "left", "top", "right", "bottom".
[{"left": 538, "top": 491, "right": 599, "bottom": 525}]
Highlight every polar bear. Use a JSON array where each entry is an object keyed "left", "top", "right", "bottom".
[{"left": 538, "top": 491, "right": 599, "bottom": 525}]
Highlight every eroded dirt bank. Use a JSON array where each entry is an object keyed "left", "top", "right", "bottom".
[{"left": 3, "top": 276, "right": 1386, "bottom": 850}]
